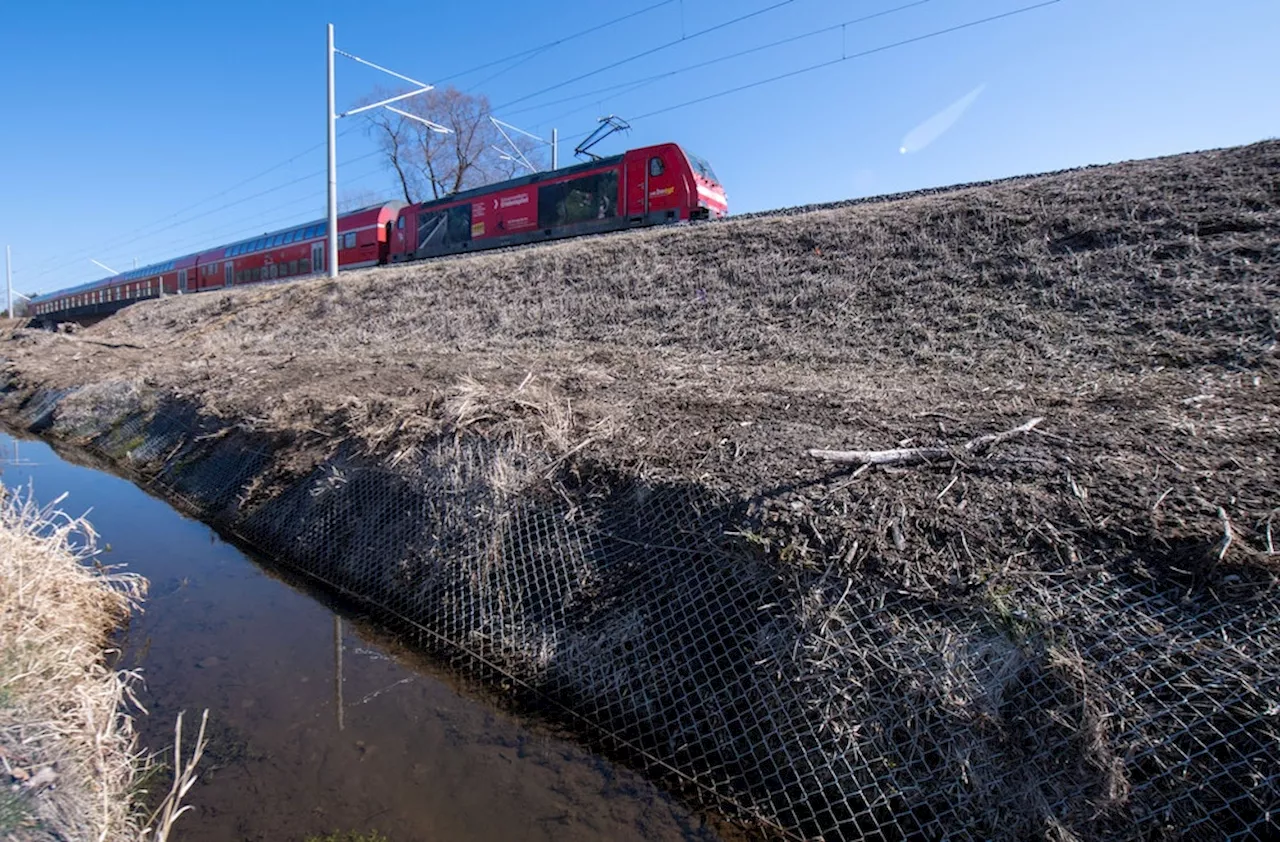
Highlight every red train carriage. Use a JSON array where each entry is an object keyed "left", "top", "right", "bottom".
[
  {"left": 193, "top": 202, "right": 403, "bottom": 291},
  {"left": 390, "top": 143, "right": 726, "bottom": 261},
  {"left": 29, "top": 254, "right": 198, "bottom": 320}
]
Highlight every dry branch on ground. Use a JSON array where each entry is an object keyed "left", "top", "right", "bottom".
[{"left": 808, "top": 417, "right": 1044, "bottom": 466}]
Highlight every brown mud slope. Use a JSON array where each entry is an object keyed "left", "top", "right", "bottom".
[
  {"left": 9, "top": 140, "right": 1279, "bottom": 594},
  {"left": 2, "top": 140, "right": 1278, "bottom": 840}
]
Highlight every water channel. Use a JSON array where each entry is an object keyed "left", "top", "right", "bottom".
[{"left": 0, "top": 430, "right": 726, "bottom": 842}]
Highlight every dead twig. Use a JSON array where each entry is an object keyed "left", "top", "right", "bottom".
[
  {"left": 1215, "top": 506, "right": 1234, "bottom": 565},
  {"left": 808, "top": 417, "right": 1044, "bottom": 467}
]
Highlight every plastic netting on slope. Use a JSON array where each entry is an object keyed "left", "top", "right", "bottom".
[{"left": 47, "top": 397, "right": 1280, "bottom": 840}]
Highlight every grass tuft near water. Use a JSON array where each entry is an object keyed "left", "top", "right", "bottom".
[{"left": 0, "top": 486, "right": 203, "bottom": 841}]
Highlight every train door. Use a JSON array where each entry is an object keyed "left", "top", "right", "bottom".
[
  {"left": 625, "top": 156, "right": 648, "bottom": 222},
  {"left": 178, "top": 269, "right": 188, "bottom": 293},
  {"left": 225, "top": 262, "right": 233, "bottom": 288},
  {"left": 644, "top": 148, "right": 681, "bottom": 219},
  {"left": 312, "top": 242, "right": 325, "bottom": 274}
]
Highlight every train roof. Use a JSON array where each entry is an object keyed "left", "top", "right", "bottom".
[{"left": 199, "top": 201, "right": 405, "bottom": 260}]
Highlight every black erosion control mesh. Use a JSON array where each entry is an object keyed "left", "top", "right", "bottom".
[{"left": 14, "top": 390, "right": 1280, "bottom": 841}]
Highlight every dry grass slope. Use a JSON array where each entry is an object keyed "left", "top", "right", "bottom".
[{"left": 8, "top": 139, "right": 1278, "bottom": 594}]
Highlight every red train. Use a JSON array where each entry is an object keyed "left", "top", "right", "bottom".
[{"left": 29, "top": 143, "right": 727, "bottom": 321}]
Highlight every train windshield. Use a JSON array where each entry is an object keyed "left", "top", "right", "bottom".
[{"left": 686, "top": 152, "right": 720, "bottom": 184}]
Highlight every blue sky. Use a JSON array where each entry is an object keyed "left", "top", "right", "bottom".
[{"left": 2, "top": 0, "right": 1276, "bottom": 297}]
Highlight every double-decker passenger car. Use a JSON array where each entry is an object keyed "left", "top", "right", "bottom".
[{"left": 29, "top": 142, "right": 725, "bottom": 324}]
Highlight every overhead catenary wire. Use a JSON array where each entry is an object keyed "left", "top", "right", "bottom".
[
  {"left": 557, "top": 0, "right": 1063, "bottom": 144},
  {"left": 433, "top": 0, "right": 678, "bottom": 85},
  {"left": 486, "top": 0, "right": 801, "bottom": 115},
  {"left": 502, "top": 0, "right": 937, "bottom": 121}
]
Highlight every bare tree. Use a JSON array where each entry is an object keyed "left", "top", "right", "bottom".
[{"left": 363, "top": 86, "right": 547, "bottom": 204}]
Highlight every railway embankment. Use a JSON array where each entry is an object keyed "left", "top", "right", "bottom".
[{"left": 2, "top": 140, "right": 1278, "bottom": 840}]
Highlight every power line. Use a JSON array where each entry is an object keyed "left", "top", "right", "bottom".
[
  {"left": 503, "top": 0, "right": 936, "bottom": 121},
  {"left": 611, "top": 0, "right": 1063, "bottom": 130},
  {"left": 488, "top": 0, "right": 801, "bottom": 114},
  {"left": 435, "top": 1, "right": 678, "bottom": 85}
]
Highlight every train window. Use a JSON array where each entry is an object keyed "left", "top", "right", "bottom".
[
  {"left": 343, "top": 232, "right": 356, "bottom": 249},
  {"left": 272, "top": 234, "right": 283, "bottom": 247},
  {"left": 289, "top": 260, "right": 298, "bottom": 275},
  {"left": 686, "top": 152, "right": 720, "bottom": 183},
  {"left": 397, "top": 217, "right": 404, "bottom": 229},
  {"left": 300, "top": 258, "right": 310, "bottom": 274},
  {"left": 649, "top": 156, "right": 664, "bottom": 177},
  {"left": 537, "top": 170, "right": 619, "bottom": 228},
  {"left": 283, "top": 231, "right": 294, "bottom": 244}
]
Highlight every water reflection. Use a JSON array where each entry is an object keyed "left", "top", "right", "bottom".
[{"left": 0, "top": 431, "right": 724, "bottom": 842}]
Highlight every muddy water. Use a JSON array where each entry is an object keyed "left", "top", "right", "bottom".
[{"left": 0, "top": 431, "right": 724, "bottom": 842}]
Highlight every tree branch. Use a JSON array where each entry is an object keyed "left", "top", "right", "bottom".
[{"left": 809, "top": 417, "right": 1044, "bottom": 467}]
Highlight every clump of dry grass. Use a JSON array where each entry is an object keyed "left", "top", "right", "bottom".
[{"left": 0, "top": 489, "right": 203, "bottom": 841}]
